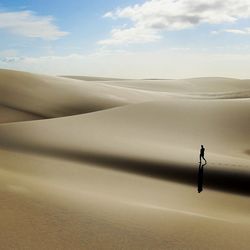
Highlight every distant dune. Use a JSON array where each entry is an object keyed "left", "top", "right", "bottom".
[
  {"left": 1, "top": 69, "right": 250, "bottom": 123},
  {"left": 0, "top": 69, "right": 249, "bottom": 249},
  {"left": 61, "top": 75, "right": 125, "bottom": 81},
  {"left": 0, "top": 69, "right": 164, "bottom": 122}
]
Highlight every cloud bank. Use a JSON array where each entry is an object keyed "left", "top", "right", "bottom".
[
  {"left": 99, "top": 0, "right": 250, "bottom": 45},
  {"left": 0, "top": 11, "right": 68, "bottom": 40}
]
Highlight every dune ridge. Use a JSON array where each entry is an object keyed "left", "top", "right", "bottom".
[
  {"left": 1, "top": 69, "right": 250, "bottom": 123},
  {"left": 61, "top": 75, "right": 125, "bottom": 81},
  {"left": 0, "top": 69, "right": 249, "bottom": 249}
]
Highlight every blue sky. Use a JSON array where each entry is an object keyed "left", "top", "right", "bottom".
[
  {"left": 0, "top": 0, "right": 146, "bottom": 55},
  {"left": 1, "top": 0, "right": 250, "bottom": 78}
]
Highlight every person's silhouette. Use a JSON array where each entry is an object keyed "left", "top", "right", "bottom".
[{"left": 199, "top": 145, "right": 207, "bottom": 164}]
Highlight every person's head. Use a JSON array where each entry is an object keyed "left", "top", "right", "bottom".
[{"left": 201, "top": 145, "right": 204, "bottom": 148}]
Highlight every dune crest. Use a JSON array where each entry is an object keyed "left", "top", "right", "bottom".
[
  {"left": 0, "top": 69, "right": 249, "bottom": 249},
  {"left": 1, "top": 69, "right": 250, "bottom": 123}
]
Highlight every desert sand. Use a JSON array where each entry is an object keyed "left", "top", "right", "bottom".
[{"left": 0, "top": 69, "right": 249, "bottom": 249}]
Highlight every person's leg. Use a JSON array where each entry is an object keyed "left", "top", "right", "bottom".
[
  {"left": 199, "top": 154, "right": 201, "bottom": 163},
  {"left": 202, "top": 155, "right": 207, "bottom": 163}
]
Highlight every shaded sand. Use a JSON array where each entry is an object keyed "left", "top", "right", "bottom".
[
  {"left": 0, "top": 104, "right": 43, "bottom": 123},
  {"left": 1, "top": 69, "right": 250, "bottom": 123},
  {"left": 0, "top": 69, "right": 249, "bottom": 249},
  {"left": 0, "top": 69, "right": 169, "bottom": 122},
  {"left": 0, "top": 98, "right": 249, "bottom": 195},
  {"left": 0, "top": 149, "right": 250, "bottom": 250}
]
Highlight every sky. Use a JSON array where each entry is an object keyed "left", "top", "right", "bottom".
[{"left": 1, "top": 0, "right": 250, "bottom": 78}]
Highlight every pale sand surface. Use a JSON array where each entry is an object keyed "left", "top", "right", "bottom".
[
  {"left": 1, "top": 69, "right": 250, "bottom": 123},
  {"left": 0, "top": 69, "right": 170, "bottom": 121},
  {"left": 0, "top": 149, "right": 250, "bottom": 250},
  {"left": 0, "top": 69, "right": 249, "bottom": 249}
]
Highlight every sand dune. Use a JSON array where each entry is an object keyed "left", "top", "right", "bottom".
[
  {"left": 0, "top": 104, "right": 43, "bottom": 123},
  {"left": 0, "top": 148, "right": 250, "bottom": 249},
  {"left": 0, "top": 98, "right": 249, "bottom": 193},
  {"left": 80, "top": 77, "right": 250, "bottom": 93},
  {"left": 1, "top": 69, "right": 250, "bottom": 123},
  {"left": 61, "top": 75, "right": 125, "bottom": 81},
  {"left": 0, "top": 69, "right": 167, "bottom": 122},
  {"left": 0, "top": 69, "right": 249, "bottom": 249}
]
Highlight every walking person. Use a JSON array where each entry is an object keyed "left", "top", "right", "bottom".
[{"left": 199, "top": 145, "right": 207, "bottom": 164}]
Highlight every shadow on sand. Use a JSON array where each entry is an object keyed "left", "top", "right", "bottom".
[
  {"left": 0, "top": 142, "right": 249, "bottom": 196},
  {"left": 197, "top": 162, "right": 207, "bottom": 193}
]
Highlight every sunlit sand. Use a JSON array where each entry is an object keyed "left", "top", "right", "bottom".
[{"left": 0, "top": 69, "right": 249, "bottom": 249}]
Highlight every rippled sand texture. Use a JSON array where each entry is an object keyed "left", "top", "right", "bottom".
[{"left": 0, "top": 69, "right": 249, "bottom": 249}]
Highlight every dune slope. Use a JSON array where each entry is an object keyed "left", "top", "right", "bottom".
[
  {"left": 1, "top": 69, "right": 250, "bottom": 123},
  {"left": 0, "top": 98, "right": 249, "bottom": 194},
  {"left": 0, "top": 69, "right": 167, "bottom": 122},
  {"left": 0, "top": 148, "right": 250, "bottom": 250},
  {"left": 0, "top": 69, "right": 249, "bottom": 249}
]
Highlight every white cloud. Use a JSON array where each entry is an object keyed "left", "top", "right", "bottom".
[
  {"left": 100, "top": 0, "right": 250, "bottom": 45},
  {"left": 212, "top": 27, "right": 250, "bottom": 35},
  {"left": 98, "top": 26, "right": 161, "bottom": 45},
  {"left": 223, "top": 28, "right": 250, "bottom": 35},
  {"left": 0, "top": 11, "right": 68, "bottom": 40}
]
